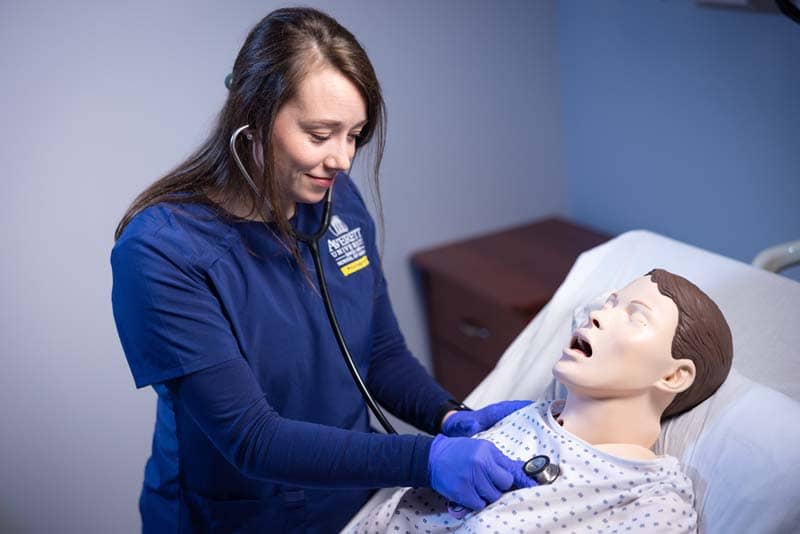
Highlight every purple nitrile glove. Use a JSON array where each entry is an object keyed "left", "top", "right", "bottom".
[
  {"left": 442, "top": 400, "right": 533, "bottom": 437},
  {"left": 428, "top": 435, "right": 536, "bottom": 512}
]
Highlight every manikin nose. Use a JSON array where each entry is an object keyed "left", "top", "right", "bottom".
[{"left": 589, "top": 310, "right": 602, "bottom": 329}]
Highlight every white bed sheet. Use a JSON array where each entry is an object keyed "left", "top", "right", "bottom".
[{"left": 346, "top": 230, "right": 800, "bottom": 533}]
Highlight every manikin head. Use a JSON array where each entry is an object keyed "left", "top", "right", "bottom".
[{"left": 553, "top": 269, "right": 733, "bottom": 420}]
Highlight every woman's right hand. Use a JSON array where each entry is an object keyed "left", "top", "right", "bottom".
[{"left": 427, "top": 434, "right": 534, "bottom": 511}]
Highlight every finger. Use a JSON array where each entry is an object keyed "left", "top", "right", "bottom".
[
  {"left": 497, "top": 400, "right": 533, "bottom": 416},
  {"left": 492, "top": 452, "right": 536, "bottom": 490},
  {"left": 473, "top": 467, "right": 503, "bottom": 505},
  {"left": 463, "top": 419, "right": 481, "bottom": 436},
  {"left": 458, "top": 488, "right": 487, "bottom": 512},
  {"left": 444, "top": 413, "right": 479, "bottom": 437},
  {"left": 476, "top": 407, "right": 491, "bottom": 429},
  {"left": 483, "top": 448, "right": 514, "bottom": 491},
  {"left": 509, "top": 459, "right": 538, "bottom": 489},
  {"left": 480, "top": 400, "right": 532, "bottom": 428}
]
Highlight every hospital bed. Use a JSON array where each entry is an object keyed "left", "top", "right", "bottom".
[{"left": 345, "top": 230, "right": 800, "bottom": 533}]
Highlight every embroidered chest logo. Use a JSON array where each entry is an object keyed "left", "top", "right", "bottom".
[{"left": 327, "top": 215, "right": 370, "bottom": 276}]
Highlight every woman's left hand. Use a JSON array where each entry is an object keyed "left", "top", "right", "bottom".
[{"left": 442, "top": 400, "right": 532, "bottom": 437}]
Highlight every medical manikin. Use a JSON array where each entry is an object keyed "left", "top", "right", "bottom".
[{"left": 346, "top": 269, "right": 733, "bottom": 534}]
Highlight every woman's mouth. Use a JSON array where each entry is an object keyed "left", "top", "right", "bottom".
[{"left": 306, "top": 174, "right": 335, "bottom": 187}]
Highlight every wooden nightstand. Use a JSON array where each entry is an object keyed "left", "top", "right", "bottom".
[{"left": 411, "top": 217, "right": 610, "bottom": 400}]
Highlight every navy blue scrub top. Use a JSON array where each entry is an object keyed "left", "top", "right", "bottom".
[{"left": 111, "top": 175, "right": 453, "bottom": 533}]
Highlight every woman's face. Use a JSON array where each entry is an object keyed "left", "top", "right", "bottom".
[{"left": 266, "top": 65, "right": 367, "bottom": 218}]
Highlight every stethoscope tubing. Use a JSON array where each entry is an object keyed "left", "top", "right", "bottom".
[
  {"left": 305, "top": 233, "right": 397, "bottom": 435},
  {"left": 230, "top": 125, "right": 398, "bottom": 435}
]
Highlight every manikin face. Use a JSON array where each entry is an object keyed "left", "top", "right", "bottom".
[
  {"left": 552, "top": 276, "right": 682, "bottom": 399},
  {"left": 266, "top": 65, "right": 367, "bottom": 218}
]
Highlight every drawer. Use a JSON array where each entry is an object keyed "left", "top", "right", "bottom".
[
  {"left": 426, "top": 272, "right": 532, "bottom": 367},
  {"left": 430, "top": 341, "right": 492, "bottom": 401}
]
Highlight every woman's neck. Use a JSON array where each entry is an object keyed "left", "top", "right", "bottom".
[{"left": 206, "top": 189, "right": 291, "bottom": 222}]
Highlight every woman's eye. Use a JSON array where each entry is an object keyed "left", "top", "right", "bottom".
[{"left": 310, "top": 133, "right": 330, "bottom": 143}]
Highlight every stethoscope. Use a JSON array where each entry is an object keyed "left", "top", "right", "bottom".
[{"left": 229, "top": 124, "right": 398, "bottom": 435}]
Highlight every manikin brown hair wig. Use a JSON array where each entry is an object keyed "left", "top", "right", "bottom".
[{"left": 646, "top": 269, "right": 733, "bottom": 419}]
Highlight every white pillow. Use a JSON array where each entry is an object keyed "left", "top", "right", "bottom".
[{"left": 654, "top": 369, "right": 800, "bottom": 534}]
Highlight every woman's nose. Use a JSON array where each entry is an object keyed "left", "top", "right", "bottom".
[{"left": 324, "top": 142, "right": 352, "bottom": 171}]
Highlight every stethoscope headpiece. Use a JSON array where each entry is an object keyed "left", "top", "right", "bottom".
[{"left": 523, "top": 455, "right": 560, "bottom": 485}]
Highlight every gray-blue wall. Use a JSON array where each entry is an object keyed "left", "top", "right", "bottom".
[{"left": 558, "top": 0, "right": 800, "bottom": 278}]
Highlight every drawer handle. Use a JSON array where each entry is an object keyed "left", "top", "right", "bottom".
[{"left": 458, "top": 320, "right": 490, "bottom": 340}]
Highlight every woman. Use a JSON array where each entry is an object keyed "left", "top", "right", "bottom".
[{"left": 111, "top": 7, "right": 531, "bottom": 533}]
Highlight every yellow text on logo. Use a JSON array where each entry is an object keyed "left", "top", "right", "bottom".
[{"left": 340, "top": 255, "right": 370, "bottom": 276}]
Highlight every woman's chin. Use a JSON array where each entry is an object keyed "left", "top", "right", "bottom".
[{"left": 299, "top": 189, "right": 329, "bottom": 205}]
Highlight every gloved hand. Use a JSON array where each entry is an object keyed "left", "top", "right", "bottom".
[
  {"left": 442, "top": 400, "right": 532, "bottom": 437},
  {"left": 428, "top": 434, "right": 535, "bottom": 511}
]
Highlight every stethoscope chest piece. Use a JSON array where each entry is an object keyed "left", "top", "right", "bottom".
[{"left": 523, "top": 455, "right": 560, "bottom": 485}]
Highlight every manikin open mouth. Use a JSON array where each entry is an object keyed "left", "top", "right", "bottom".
[{"left": 569, "top": 334, "right": 593, "bottom": 357}]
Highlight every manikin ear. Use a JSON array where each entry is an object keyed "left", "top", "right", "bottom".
[{"left": 655, "top": 359, "right": 696, "bottom": 395}]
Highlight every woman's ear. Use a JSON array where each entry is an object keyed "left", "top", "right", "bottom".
[
  {"left": 250, "top": 134, "right": 264, "bottom": 169},
  {"left": 656, "top": 358, "right": 696, "bottom": 395}
]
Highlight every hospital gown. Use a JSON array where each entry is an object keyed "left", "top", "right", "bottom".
[{"left": 347, "top": 401, "right": 696, "bottom": 533}]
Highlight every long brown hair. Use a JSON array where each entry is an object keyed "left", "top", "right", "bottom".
[
  {"left": 646, "top": 269, "right": 733, "bottom": 419},
  {"left": 114, "top": 7, "right": 386, "bottom": 269}
]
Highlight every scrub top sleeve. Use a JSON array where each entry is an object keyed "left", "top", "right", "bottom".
[
  {"left": 365, "top": 271, "right": 453, "bottom": 435},
  {"left": 167, "top": 356, "right": 433, "bottom": 489},
  {"left": 111, "top": 231, "right": 242, "bottom": 388}
]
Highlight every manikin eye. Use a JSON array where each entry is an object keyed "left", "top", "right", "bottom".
[{"left": 630, "top": 311, "right": 647, "bottom": 326}]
